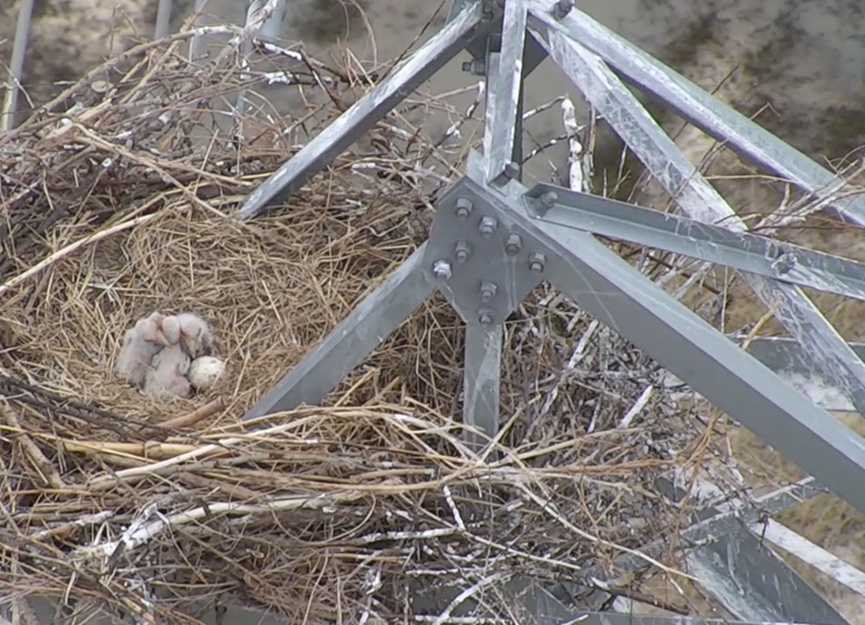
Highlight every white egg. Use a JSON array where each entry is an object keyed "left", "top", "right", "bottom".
[{"left": 188, "top": 356, "right": 225, "bottom": 391}]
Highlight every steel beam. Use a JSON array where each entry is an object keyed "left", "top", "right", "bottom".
[
  {"left": 532, "top": 23, "right": 865, "bottom": 419},
  {"left": 744, "top": 336, "right": 865, "bottom": 379},
  {"left": 449, "top": 0, "right": 548, "bottom": 76},
  {"left": 483, "top": 0, "right": 527, "bottom": 183},
  {"left": 526, "top": 183, "right": 865, "bottom": 302},
  {"left": 238, "top": 1, "right": 490, "bottom": 219},
  {"left": 563, "top": 615, "right": 822, "bottom": 625},
  {"left": 242, "top": 244, "right": 435, "bottom": 420},
  {"left": 451, "top": 152, "right": 865, "bottom": 516},
  {"left": 687, "top": 529, "right": 848, "bottom": 624},
  {"left": 463, "top": 323, "right": 503, "bottom": 447},
  {"left": 1, "top": 0, "right": 34, "bottom": 131},
  {"left": 525, "top": 0, "right": 865, "bottom": 226},
  {"left": 655, "top": 479, "right": 848, "bottom": 624}
]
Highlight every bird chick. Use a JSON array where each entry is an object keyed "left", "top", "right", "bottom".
[
  {"left": 115, "top": 312, "right": 168, "bottom": 389},
  {"left": 144, "top": 341, "right": 192, "bottom": 399},
  {"left": 175, "top": 312, "right": 216, "bottom": 359},
  {"left": 160, "top": 315, "right": 183, "bottom": 346}
]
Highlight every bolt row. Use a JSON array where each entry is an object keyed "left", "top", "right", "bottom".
[{"left": 433, "top": 246, "right": 546, "bottom": 278}]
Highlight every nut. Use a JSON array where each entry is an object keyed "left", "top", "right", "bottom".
[
  {"left": 528, "top": 252, "right": 547, "bottom": 273},
  {"left": 505, "top": 233, "right": 522, "bottom": 256},
  {"left": 455, "top": 198, "right": 474, "bottom": 220},
  {"left": 433, "top": 259, "right": 452, "bottom": 280},
  {"left": 479, "top": 280, "right": 498, "bottom": 303},
  {"left": 455, "top": 241, "right": 471, "bottom": 263},
  {"left": 479, "top": 216, "right": 498, "bottom": 237}
]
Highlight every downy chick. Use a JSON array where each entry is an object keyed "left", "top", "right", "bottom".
[
  {"left": 175, "top": 312, "right": 216, "bottom": 359},
  {"left": 144, "top": 316, "right": 192, "bottom": 399},
  {"left": 115, "top": 312, "right": 167, "bottom": 389}
]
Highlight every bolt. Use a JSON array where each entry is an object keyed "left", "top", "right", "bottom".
[
  {"left": 505, "top": 233, "right": 522, "bottom": 256},
  {"left": 478, "top": 309, "right": 495, "bottom": 326},
  {"left": 479, "top": 280, "right": 498, "bottom": 303},
  {"left": 529, "top": 252, "right": 547, "bottom": 273},
  {"left": 772, "top": 251, "right": 798, "bottom": 275},
  {"left": 455, "top": 241, "right": 471, "bottom": 263},
  {"left": 433, "top": 259, "right": 452, "bottom": 280},
  {"left": 479, "top": 216, "right": 498, "bottom": 238},
  {"left": 455, "top": 198, "right": 474, "bottom": 220},
  {"left": 551, "top": 0, "right": 574, "bottom": 19},
  {"left": 532, "top": 191, "right": 559, "bottom": 216},
  {"left": 461, "top": 59, "right": 486, "bottom": 76},
  {"left": 503, "top": 161, "right": 520, "bottom": 179}
]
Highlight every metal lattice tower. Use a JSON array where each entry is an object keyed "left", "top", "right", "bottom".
[{"left": 227, "top": 0, "right": 865, "bottom": 623}]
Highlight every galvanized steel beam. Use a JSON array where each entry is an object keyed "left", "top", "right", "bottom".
[
  {"left": 238, "top": 1, "right": 490, "bottom": 219},
  {"left": 524, "top": 0, "right": 865, "bottom": 226},
  {"left": 530, "top": 20, "right": 865, "bottom": 419},
  {"left": 242, "top": 244, "right": 435, "bottom": 420},
  {"left": 483, "top": 0, "right": 527, "bottom": 183},
  {"left": 452, "top": 151, "right": 865, "bottom": 516},
  {"left": 526, "top": 183, "right": 865, "bottom": 302}
]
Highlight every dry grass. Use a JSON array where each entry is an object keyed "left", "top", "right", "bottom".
[{"left": 0, "top": 24, "right": 732, "bottom": 625}]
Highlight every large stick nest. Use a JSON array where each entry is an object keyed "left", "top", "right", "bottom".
[{"left": 0, "top": 26, "right": 719, "bottom": 624}]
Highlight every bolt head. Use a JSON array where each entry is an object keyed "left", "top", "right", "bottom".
[
  {"left": 552, "top": 0, "right": 574, "bottom": 19},
  {"left": 541, "top": 191, "right": 559, "bottom": 208},
  {"left": 504, "top": 161, "right": 520, "bottom": 179},
  {"left": 478, "top": 310, "right": 494, "bottom": 326},
  {"left": 455, "top": 197, "right": 474, "bottom": 220},
  {"left": 505, "top": 233, "right": 522, "bottom": 256}
]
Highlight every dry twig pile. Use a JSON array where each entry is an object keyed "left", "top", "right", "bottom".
[{"left": 0, "top": 27, "right": 723, "bottom": 624}]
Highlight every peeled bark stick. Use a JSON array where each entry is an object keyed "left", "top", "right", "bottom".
[
  {"left": 1, "top": 399, "right": 65, "bottom": 489},
  {"left": 158, "top": 396, "right": 225, "bottom": 430}
]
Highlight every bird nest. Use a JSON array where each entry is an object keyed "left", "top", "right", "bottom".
[{"left": 0, "top": 28, "right": 727, "bottom": 625}]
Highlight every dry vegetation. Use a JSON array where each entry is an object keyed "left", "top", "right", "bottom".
[{"left": 1, "top": 6, "right": 865, "bottom": 625}]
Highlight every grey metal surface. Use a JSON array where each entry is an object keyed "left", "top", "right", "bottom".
[
  {"left": 242, "top": 244, "right": 435, "bottom": 420},
  {"left": 237, "top": 0, "right": 489, "bottom": 219},
  {"left": 463, "top": 322, "right": 503, "bottom": 446},
  {"left": 426, "top": 189, "right": 542, "bottom": 326},
  {"left": 743, "top": 336, "right": 865, "bottom": 378},
  {"left": 527, "top": 182, "right": 865, "bottom": 302},
  {"left": 656, "top": 479, "right": 847, "bottom": 624},
  {"left": 154, "top": 0, "right": 172, "bottom": 38},
  {"left": 247, "top": 0, "right": 285, "bottom": 41},
  {"left": 483, "top": 0, "right": 527, "bottom": 183},
  {"left": 569, "top": 615, "right": 821, "bottom": 625},
  {"left": 524, "top": 0, "right": 865, "bottom": 226},
  {"left": 688, "top": 529, "right": 848, "bottom": 625},
  {"left": 1, "top": 0, "right": 34, "bottom": 131},
  {"left": 453, "top": 155, "right": 865, "bottom": 516},
  {"left": 534, "top": 22, "right": 865, "bottom": 419},
  {"left": 571, "top": 478, "right": 825, "bottom": 586}
]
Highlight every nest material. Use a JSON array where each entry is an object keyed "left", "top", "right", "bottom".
[{"left": 0, "top": 29, "right": 723, "bottom": 624}]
